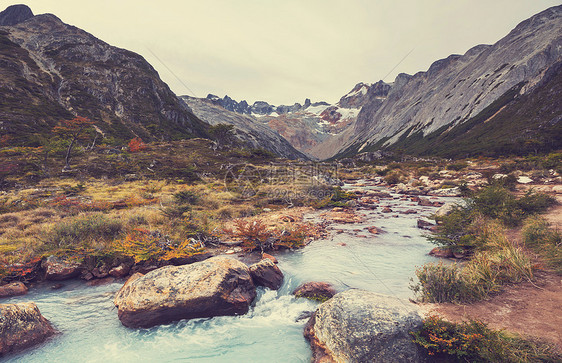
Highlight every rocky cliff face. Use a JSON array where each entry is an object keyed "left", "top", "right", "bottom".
[
  {"left": 335, "top": 4, "right": 562, "bottom": 158},
  {"left": 0, "top": 5, "right": 208, "bottom": 146},
  {"left": 179, "top": 96, "right": 306, "bottom": 159}
]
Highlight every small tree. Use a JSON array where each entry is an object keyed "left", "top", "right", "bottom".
[
  {"left": 52, "top": 116, "right": 96, "bottom": 171},
  {"left": 209, "top": 124, "right": 237, "bottom": 150}
]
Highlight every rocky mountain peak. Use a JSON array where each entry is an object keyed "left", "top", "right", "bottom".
[{"left": 0, "top": 4, "right": 34, "bottom": 26}]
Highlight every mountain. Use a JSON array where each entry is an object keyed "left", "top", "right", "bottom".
[
  {"left": 179, "top": 96, "right": 306, "bottom": 159},
  {"left": 0, "top": 4, "right": 208, "bottom": 146},
  {"left": 333, "top": 5, "right": 562, "bottom": 158},
  {"left": 204, "top": 84, "right": 375, "bottom": 159}
]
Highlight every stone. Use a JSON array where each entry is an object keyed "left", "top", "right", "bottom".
[
  {"left": 381, "top": 206, "right": 393, "bottom": 213},
  {"left": 114, "top": 257, "right": 256, "bottom": 328},
  {"left": 261, "top": 253, "right": 278, "bottom": 264},
  {"left": 109, "top": 263, "right": 131, "bottom": 278},
  {"left": 435, "top": 203, "right": 456, "bottom": 217},
  {"left": 429, "top": 247, "right": 454, "bottom": 258},
  {"left": 0, "top": 302, "right": 56, "bottom": 355},
  {"left": 304, "top": 290, "right": 426, "bottom": 363},
  {"left": 42, "top": 256, "right": 81, "bottom": 281},
  {"left": 0, "top": 282, "right": 28, "bottom": 298},
  {"left": 417, "top": 219, "right": 435, "bottom": 230},
  {"left": 249, "top": 259, "right": 284, "bottom": 290},
  {"left": 517, "top": 176, "right": 533, "bottom": 184},
  {"left": 293, "top": 282, "right": 337, "bottom": 302}
]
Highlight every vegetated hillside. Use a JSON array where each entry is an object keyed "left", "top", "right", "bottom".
[
  {"left": 333, "top": 5, "right": 562, "bottom": 159},
  {"left": 0, "top": 5, "right": 208, "bottom": 146},
  {"left": 179, "top": 96, "right": 306, "bottom": 160}
]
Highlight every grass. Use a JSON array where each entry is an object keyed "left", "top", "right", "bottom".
[
  {"left": 413, "top": 220, "right": 533, "bottom": 303},
  {"left": 523, "top": 217, "right": 562, "bottom": 274},
  {"left": 412, "top": 315, "right": 562, "bottom": 362}
]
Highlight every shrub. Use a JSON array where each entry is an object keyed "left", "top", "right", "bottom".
[
  {"left": 231, "top": 219, "right": 273, "bottom": 252},
  {"left": 412, "top": 315, "right": 562, "bottom": 362},
  {"left": 113, "top": 228, "right": 205, "bottom": 263},
  {"left": 229, "top": 219, "right": 310, "bottom": 252},
  {"left": 446, "top": 162, "right": 468, "bottom": 171},
  {"left": 384, "top": 171, "right": 403, "bottom": 185},
  {"left": 523, "top": 217, "right": 562, "bottom": 274},
  {"left": 46, "top": 214, "right": 122, "bottom": 252},
  {"left": 128, "top": 137, "right": 147, "bottom": 153}
]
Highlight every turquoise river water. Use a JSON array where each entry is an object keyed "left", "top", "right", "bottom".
[{"left": 4, "top": 182, "right": 454, "bottom": 362}]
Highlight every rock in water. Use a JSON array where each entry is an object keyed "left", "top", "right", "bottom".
[
  {"left": 304, "top": 289, "right": 426, "bottom": 363},
  {"left": 248, "top": 259, "right": 283, "bottom": 290},
  {"left": 114, "top": 257, "right": 256, "bottom": 328},
  {"left": 293, "top": 282, "right": 337, "bottom": 302},
  {"left": 0, "top": 282, "right": 28, "bottom": 298},
  {"left": 0, "top": 302, "right": 56, "bottom": 355}
]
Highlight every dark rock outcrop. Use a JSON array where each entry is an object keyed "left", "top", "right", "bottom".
[
  {"left": 0, "top": 5, "right": 33, "bottom": 26},
  {"left": 0, "top": 282, "right": 28, "bottom": 298},
  {"left": 248, "top": 259, "right": 283, "bottom": 290},
  {"left": 293, "top": 282, "right": 336, "bottom": 302},
  {"left": 113, "top": 257, "right": 256, "bottom": 328},
  {"left": 304, "top": 289, "right": 426, "bottom": 363},
  {"left": 0, "top": 302, "right": 56, "bottom": 355}
]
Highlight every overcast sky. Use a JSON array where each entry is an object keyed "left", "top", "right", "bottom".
[{"left": 8, "top": 0, "right": 561, "bottom": 105}]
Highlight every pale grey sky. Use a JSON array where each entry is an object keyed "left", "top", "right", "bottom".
[{"left": 7, "top": 0, "right": 561, "bottom": 104}]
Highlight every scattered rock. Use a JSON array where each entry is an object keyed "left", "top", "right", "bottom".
[
  {"left": 435, "top": 203, "right": 456, "bottom": 217},
  {"left": 109, "top": 263, "right": 131, "bottom": 278},
  {"left": 429, "top": 247, "right": 454, "bottom": 258},
  {"left": 0, "top": 302, "right": 56, "bottom": 355},
  {"left": 42, "top": 256, "right": 81, "bottom": 281},
  {"left": 114, "top": 257, "right": 256, "bottom": 328},
  {"left": 0, "top": 282, "right": 28, "bottom": 298},
  {"left": 517, "top": 176, "right": 533, "bottom": 184},
  {"left": 249, "top": 259, "right": 284, "bottom": 290},
  {"left": 381, "top": 206, "right": 393, "bottom": 213},
  {"left": 366, "top": 226, "right": 381, "bottom": 234},
  {"left": 429, "top": 187, "right": 461, "bottom": 197},
  {"left": 293, "top": 282, "right": 337, "bottom": 302},
  {"left": 304, "top": 290, "right": 425, "bottom": 363},
  {"left": 417, "top": 219, "right": 435, "bottom": 230},
  {"left": 50, "top": 283, "right": 64, "bottom": 290},
  {"left": 261, "top": 253, "right": 278, "bottom": 264},
  {"left": 401, "top": 209, "right": 417, "bottom": 214}
]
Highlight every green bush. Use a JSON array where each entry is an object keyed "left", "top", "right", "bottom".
[
  {"left": 412, "top": 316, "right": 562, "bottom": 362},
  {"left": 523, "top": 217, "right": 562, "bottom": 274}
]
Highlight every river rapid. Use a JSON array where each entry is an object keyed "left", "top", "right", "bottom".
[{"left": 4, "top": 181, "right": 454, "bottom": 362}]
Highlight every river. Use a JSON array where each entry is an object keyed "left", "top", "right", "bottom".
[{"left": 4, "top": 181, "right": 454, "bottom": 362}]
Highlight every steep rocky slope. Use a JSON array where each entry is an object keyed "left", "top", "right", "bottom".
[
  {"left": 335, "top": 5, "right": 562, "bottom": 158},
  {"left": 179, "top": 96, "right": 306, "bottom": 159},
  {"left": 0, "top": 5, "right": 208, "bottom": 146}
]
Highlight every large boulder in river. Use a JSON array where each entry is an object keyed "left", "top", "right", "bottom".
[
  {"left": 304, "top": 289, "right": 426, "bottom": 363},
  {"left": 113, "top": 256, "right": 256, "bottom": 328},
  {"left": 249, "top": 259, "right": 283, "bottom": 290},
  {"left": 0, "top": 302, "right": 56, "bottom": 355}
]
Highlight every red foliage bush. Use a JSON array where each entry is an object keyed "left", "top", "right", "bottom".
[{"left": 128, "top": 137, "right": 147, "bottom": 153}]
